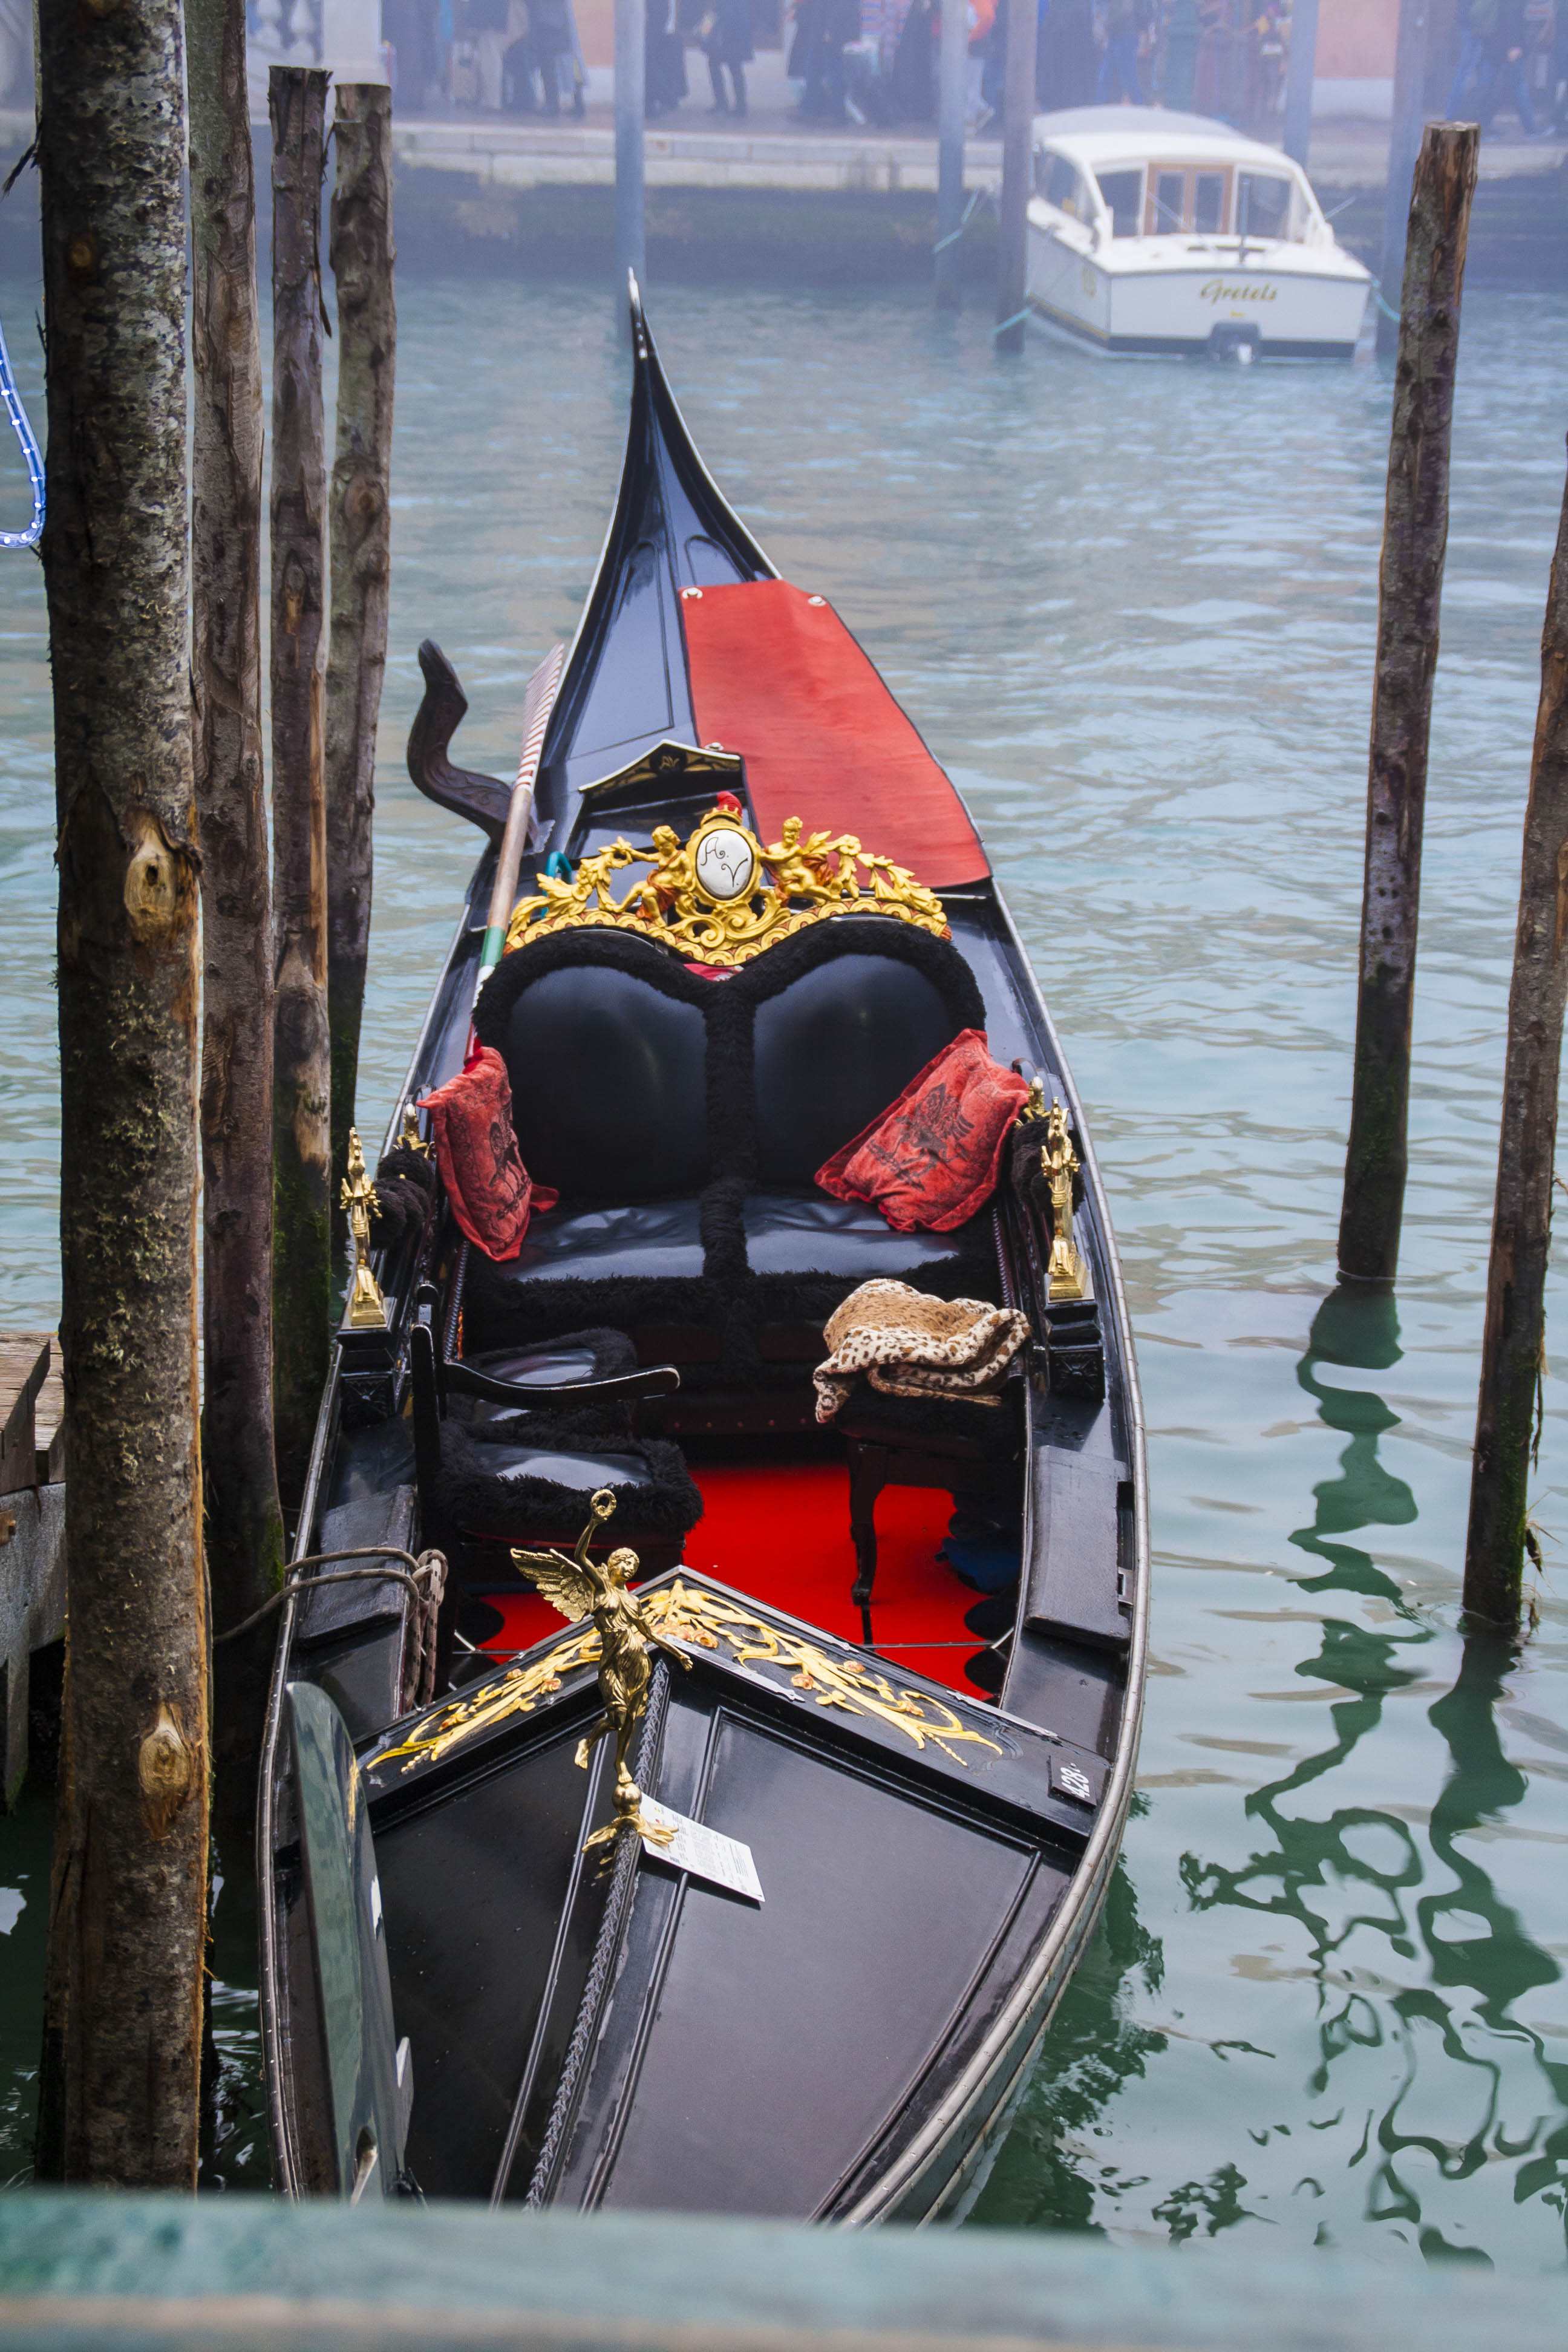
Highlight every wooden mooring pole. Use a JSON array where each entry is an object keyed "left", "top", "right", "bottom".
[
  {"left": 270, "top": 66, "right": 333, "bottom": 1509},
  {"left": 614, "top": 0, "right": 645, "bottom": 335},
  {"left": 1337, "top": 122, "right": 1478, "bottom": 1288},
  {"left": 326, "top": 83, "right": 396, "bottom": 1267},
  {"left": 34, "top": 0, "right": 207, "bottom": 2183},
  {"left": 994, "top": 0, "right": 1039, "bottom": 356},
  {"left": 935, "top": 0, "right": 967, "bottom": 307},
  {"left": 1378, "top": 0, "right": 1433, "bottom": 362},
  {"left": 1462, "top": 448, "right": 1568, "bottom": 1628},
  {"left": 190, "top": 0, "right": 286, "bottom": 1791}
]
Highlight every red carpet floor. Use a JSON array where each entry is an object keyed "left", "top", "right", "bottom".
[{"left": 477, "top": 1455, "right": 985, "bottom": 1694}]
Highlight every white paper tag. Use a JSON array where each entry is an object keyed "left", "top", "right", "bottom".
[{"left": 639, "top": 1798, "right": 764, "bottom": 1904}]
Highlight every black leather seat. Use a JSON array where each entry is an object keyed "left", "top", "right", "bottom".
[
  {"left": 740, "top": 1194, "right": 972, "bottom": 1279},
  {"left": 464, "top": 916, "right": 997, "bottom": 1359}
]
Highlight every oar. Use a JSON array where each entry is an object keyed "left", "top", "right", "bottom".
[{"left": 475, "top": 639, "right": 567, "bottom": 995}]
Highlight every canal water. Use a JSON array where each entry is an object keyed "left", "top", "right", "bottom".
[{"left": 1, "top": 271, "right": 1565, "bottom": 2265}]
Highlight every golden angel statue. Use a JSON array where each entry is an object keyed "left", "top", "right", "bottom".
[
  {"left": 513, "top": 1491, "right": 690, "bottom": 1849},
  {"left": 340, "top": 1128, "right": 388, "bottom": 1330}
]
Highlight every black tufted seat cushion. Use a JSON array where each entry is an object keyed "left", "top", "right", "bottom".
[
  {"left": 493, "top": 1200, "right": 707, "bottom": 1286},
  {"left": 741, "top": 1193, "right": 974, "bottom": 1279}
]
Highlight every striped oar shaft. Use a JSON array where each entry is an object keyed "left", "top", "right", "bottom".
[{"left": 477, "top": 639, "right": 567, "bottom": 992}]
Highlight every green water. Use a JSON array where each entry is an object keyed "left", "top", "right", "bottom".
[{"left": 0, "top": 275, "right": 1564, "bottom": 2262}]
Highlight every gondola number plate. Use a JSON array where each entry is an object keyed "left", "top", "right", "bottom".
[{"left": 640, "top": 1799, "right": 764, "bottom": 1904}]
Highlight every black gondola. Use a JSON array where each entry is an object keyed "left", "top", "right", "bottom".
[{"left": 258, "top": 283, "right": 1149, "bottom": 2220}]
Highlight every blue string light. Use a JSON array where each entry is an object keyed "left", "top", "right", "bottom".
[{"left": 0, "top": 309, "right": 44, "bottom": 552}]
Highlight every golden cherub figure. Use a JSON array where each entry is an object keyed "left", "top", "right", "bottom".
[
  {"left": 340, "top": 1128, "right": 388, "bottom": 1330},
  {"left": 513, "top": 1490, "right": 691, "bottom": 1851}
]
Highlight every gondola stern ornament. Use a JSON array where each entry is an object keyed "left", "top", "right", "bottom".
[
  {"left": 1042, "top": 1098, "right": 1091, "bottom": 1304},
  {"left": 513, "top": 1489, "right": 691, "bottom": 1852},
  {"left": 341, "top": 1128, "right": 390, "bottom": 1330},
  {"left": 504, "top": 803, "right": 950, "bottom": 969}
]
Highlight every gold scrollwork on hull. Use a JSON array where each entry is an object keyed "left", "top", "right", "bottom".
[
  {"left": 370, "top": 1579, "right": 1002, "bottom": 1779},
  {"left": 504, "top": 803, "right": 950, "bottom": 970}
]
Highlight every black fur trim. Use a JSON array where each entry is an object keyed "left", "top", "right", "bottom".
[
  {"left": 472, "top": 923, "right": 717, "bottom": 1041},
  {"left": 377, "top": 1143, "right": 437, "bottom": 1194},
  {"left": 435, "top": 1422, "right": 704, "bottom": 1540},
  {"left": 462, "top": 1262, "right": 728, "bottom": 1356},
  {"left": 449, "top": 1402, "right": 635, "bottom": 1445}
]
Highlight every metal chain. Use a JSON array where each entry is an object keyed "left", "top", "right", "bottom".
[{"left": 521, "top": 1659, "right": 671, "bottom": 2208}]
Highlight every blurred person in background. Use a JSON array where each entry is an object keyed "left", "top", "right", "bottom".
[
  {"left": 1096, "top": 0, "right": 1149, "bottom": 99},
  {"left": 1475, "top": 0, "right": 1543, "bottom": 128},
  {"left": 1446, "top": 0, "right": 1498, "bottom": 113},
  {"left": 705, "top": 0, "right": 755, "bottom": 112},
  {"left": 889, "top": 0, "right": 938, "bottom": 118},
  {"left": 648, "top": 0, "right": 690, "bottom": 111},
  {"left": 1037, "top": 0, "right": 1098, "bottom": 104}
]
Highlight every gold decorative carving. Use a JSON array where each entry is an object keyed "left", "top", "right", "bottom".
[
  {"left": 396, "top": 1100, "right": 432, "bottom": 1159},
  {"left": 644, "top": 1583, "right": 1004, "bottom": 1763},
  {"left": 503, "top": 802, "right": 950, "bottom": 969},
  {"left": 372, "top": 1574, "right": 1001, "bottom": 1782},
  {"left": 340, "top": 1129, "right": 388, "bottom": 1330},
  {"left": 1042, "top": 1098, "right": 1090, "bottom": 1304},
  {"left": 515, "top": 1491, "right": 691, "bottom": 1850}
]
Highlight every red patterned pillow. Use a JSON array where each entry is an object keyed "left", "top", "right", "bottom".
[
  {"left": 420, "top": 1046, "right": 559, "bottom": 1262},
  {"left": 815, "top": 1029, "right": 1029, "bottom": 1233}
]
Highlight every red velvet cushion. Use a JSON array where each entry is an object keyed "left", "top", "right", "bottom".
[
  {"left": 814, "top": 1028, "right": 1029, "bottom": 1233},
  {"left": 420, "top": 1046, "right": 559, "bottom": 1262}
]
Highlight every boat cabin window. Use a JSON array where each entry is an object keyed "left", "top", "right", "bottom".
[
  {"left": 1093, "top": 168, "right": 1143, "bottom": 239},
  {"left": 1141, "top": 164, "right": 1231, "bottom": 235},
  {"left": 1037, "top": 148, "right": 1090, "bottom": 220},
  {"left": 1193, "top": 171, "right": 1226, "bottom": 234},
  {"left": 1236, "top": 169, "right": 1295, "bottom": 241}
]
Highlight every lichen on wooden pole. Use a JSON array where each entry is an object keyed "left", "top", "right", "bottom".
[
  {"left": 270, "top": 65, "right": 333, "bottom": 1509},
  {"left": 33, "top": 0, "right": 207, "bottom": 2183},
  {"left": 1338, "top": 122, "right": 1478, "bottom": 1288},
  {"left": 190, "top": 0, "right": 285, "bottom": 1785},
  {"left": 326, "top": 83, "right": 396, "bottom": 1266},
  {"left": 1463, "top": 446, "right": 1568, "bottom": 1628}
]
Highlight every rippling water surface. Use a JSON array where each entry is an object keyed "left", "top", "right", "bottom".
[{"left": 1, "top": 272, "right": 1565, "bottom": 2262}]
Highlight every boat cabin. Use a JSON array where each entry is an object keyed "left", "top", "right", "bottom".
[{"left": 1033, "top": 108, "right": 1331, "bottom": 251}]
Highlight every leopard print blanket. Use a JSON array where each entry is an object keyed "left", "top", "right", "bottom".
[{"left": 813, "top": 1279, "right": 1030, "bottom": 1424}]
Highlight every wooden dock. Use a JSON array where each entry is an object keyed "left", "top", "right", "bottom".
[{"left": 0, "top": 1333, "right": 65, "bottom": 1806}]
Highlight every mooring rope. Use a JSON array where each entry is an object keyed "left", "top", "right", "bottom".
[
  {"left": 0, "top": 308, "right": 44, "bottom": 551},
  {"left": 520, "top": 1657, "right": 671, "bottom": 2207}
]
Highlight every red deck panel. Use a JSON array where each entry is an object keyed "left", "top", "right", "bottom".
[{"left": 679, "top": 578, "right": 990, "bottom": 890}]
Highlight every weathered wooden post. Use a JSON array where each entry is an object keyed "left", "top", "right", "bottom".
[
  {"left": 34, "top": 0, "right": 207, "bottom": 2183},
  {"left": 935, "top": 0, "right": 967, "bottom": 307},
  {"left": 270, "top": 65, "right": 333, "bottom": 1507},
  {"left": 189, "top": 0, "right": 286, "bottom": 1790},
  {"left": 1462, "top": 448, "right": 1568, "bottom": 1629},
  {"left": 1337, "top": 122, "right": 1478, "bottom": 1287},
  {"left": 995, "top": 0, "right": 1039, "bottom": 354},
  {"left": 1378, "top": 0, "right": 1432, "bottom": 361},
  {"left": 1281, "top": 0, "right": 1319, "bottom": 169},
  {"left": 326, "top": 83, "right": 396, "bottom": 1264},
  {"left": 614, "top": 0, "right": 645, "bottom": 333}
]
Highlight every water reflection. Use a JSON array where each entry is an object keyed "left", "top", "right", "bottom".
[{"left": 968, "top": 1827, "right": 1167, "bottom": 2232}]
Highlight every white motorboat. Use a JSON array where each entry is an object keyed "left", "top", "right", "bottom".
[{"left": 1025, "top": 106, "right": 1372, "bottom": 361}]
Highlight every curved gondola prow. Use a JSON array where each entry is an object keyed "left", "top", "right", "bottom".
[{"left": 540, "top": 274, "right": 779, "bottom": 783}]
